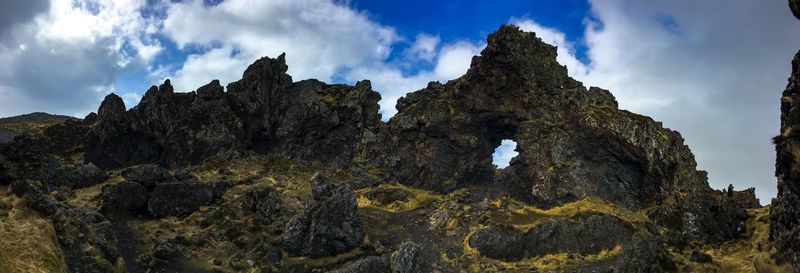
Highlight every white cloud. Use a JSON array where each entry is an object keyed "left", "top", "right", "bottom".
[
  {"left": 493, "top": 139, "right": 519, "bottom": 168},
  {"left": 162, "top": 0, "right": 397, "bottom": 91},
  {"left": 161, "top": 0, "right": 485, "bottom": 118},
  {"left": 511, "top": 18, "right": 589, "bottom": 78},
  {"left": 406, "top": 33, "right": 440, "bottom": 61},
  {"left": 512, "top": 0, "right": 800, "bottom": 202},
  {"left": 345, "top": 39, "right": 484, "bottom": 118},
  {"left": 433, "top": 41, "right": 484, "bottom": 79},
  {"left": 0, "top": 0, "right": 163, "bottom": 117}
]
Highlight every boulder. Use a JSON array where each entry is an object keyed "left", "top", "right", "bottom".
[
  {"left": 614, "top": 232, "right": 676, "bottom": 273},
  {"left": 390, "top": 241, "right": 423, "bottom": 273},
  {"left": 791, "top": 0, "right": 800, "bottom": 20},
  {"left": 470, "top": 213, "right": 634, "bottom": 261},
  {"left": 283, "top": 174, "right": 364, "bottom": 257},
  {"left": 46, "top": 163, "right": 107, "bottom": 189},
  {"left": 121, "top": 164, "right": 174, "bottom": 190},
  {"left": 327, "top": 256, "right": 390, "bottom": 273},
  {"left": 147, "top": 181, "right": 215, "bottom": 218},
  {"left": 242, "top": 186, "right": 282, "bottom": 218},
  {"left": 99, "top": 181, "right": 149, "bottom": 216}
]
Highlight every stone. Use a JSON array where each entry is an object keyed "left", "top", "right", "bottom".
[
  {"left": 614, "top": 232, "right": 676, "bottom": 273},
  {"left": 85, "top": 55, "right": 381, "bottom": 169},
  {"left": 121, "top": 164, "right": 174, "bottom": 190},
  {"left": 791, "top": 0, "right": 800, "bottom": 20},
  {"left": 390, "top": 241, "right": 423, "bottom": 273},
  {"left": 46, "top": 163, "right": 107, "bottom": 189},
  {"left": 148, "top": 181, "right": 215, "bottom": 218},
  {"left": 772, "top": 49, "right": 800, "bottom": 270},
  {"left": 242, "top": 186, "right": 281, "bottom": 218},
  {"left": 470, "top": 213, "right": 634, "bottom": 261},
  {"left": 690, "top": 250, "right": 713, "bottom": 263},
  {"left": 327, "top": 256, "right": 390, "bottom": 273},
  {"left": 99, "top": 181, "right": 149, "bottom": 216},
  {"left": 283, "top": 174, "right": 364, "bottom": 258}
]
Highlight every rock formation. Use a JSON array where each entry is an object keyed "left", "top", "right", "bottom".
[
  {"left": 0, "top": 24, "right": 771, "bottom": 273},
  {"left": 770, "top": 1, "right": 800, "bottom": 270}
]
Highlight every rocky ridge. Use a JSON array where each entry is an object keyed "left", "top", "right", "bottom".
[{"left": 0, "top": 24, "right": 780, "bottom": 273}]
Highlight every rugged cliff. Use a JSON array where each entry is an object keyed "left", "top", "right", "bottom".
[
  {"left": 770, "top": 1, "right": 800, "bottom": 271},
  {"left": 0, "top": 25, "right": 778, "bottom": 273}
]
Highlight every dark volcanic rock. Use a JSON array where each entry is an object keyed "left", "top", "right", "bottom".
[
  {"left": 10, "top": 180, "right": 122, "bottom": 272},
  {"left": 283, "top": 174, "right": 364, "bottom": 258},
  {"left": 792, "top": 0, "right": 800, "bottom": 20},
  {"left": 242, "top": 186, "right": 282, "bottom": 218},
  {"left": 121, "top": 164, "right": 174, "bottom": 190},
  {"left": 614, "top": 232, "right": 676, "bottom": 273},
  {"left": 0, "top": 128, "right": 15, "bottom": 143},
  {"left": 327, "top": 256, "right": 390, "bottom": 273},
  {"left": 46, "top": 163, "right": 107, "bottom": 189},
  {"left": 470, "top": 213, "right": 635, "bottom": 261},
  {"left": 390, "top": 241, "right": 423, "bottom": 273},
  {"left": 771, "top": 49, "right": 800, "bottom": 269},
  {"left": 85, "top": 55, "right": 381, "bottom": 169},
  {"left": 148, "top": 181, "right": 215, "bottom": 218},
  {"left": 100, "top": 181, "right": 149, "bottom": 216}
]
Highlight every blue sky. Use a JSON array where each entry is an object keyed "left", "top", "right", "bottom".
[{"left": 0, "top": 0, "right": 799, "bottom": 203}]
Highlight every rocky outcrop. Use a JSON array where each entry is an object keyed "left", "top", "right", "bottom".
[
  {"left": 283, "top": 174, "right": 364, "bottom": 258},
  {"left": 120, "top": 164, "right": 174, "bottom": 190},
  {"left": 46, "top": 163, "right": 107, "bottom": 189},
  {"left": 148, "top": 180, "right": 215, "bottom": 218},
  {"left": 469, "top": 213, "right": 635, "bottom": 261},
  {"left": 771, "top": 23, "right": 800, "bottom": 272},
  {"left": 390, "top": 241, "right": 422, "bottom": 273},
  {"left": 770, "top": 3, "right": 800, "bottom": 270},
  {"left": 0, "top": 128, "right": 15, "bottom": 143},
  {"left": 85, "top": 55, "right": 381, "bottom": 169},
  {"left": 100, "top": 181, "right": 149, "bottom": 216},
  {"left": 10, "top": 180, "right": 122, "bottom": 272}
]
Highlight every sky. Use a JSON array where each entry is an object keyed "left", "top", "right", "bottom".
[{"left": 0, "top": 0, "right": 798, "bottom": 202}]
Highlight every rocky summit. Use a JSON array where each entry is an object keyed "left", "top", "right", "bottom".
[{"left": 0, "top": 23, "right": 792, "bottom": 273}]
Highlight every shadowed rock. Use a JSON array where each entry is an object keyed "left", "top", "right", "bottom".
[
  {"left": 470, "top": 213, "right": 635, "bottom": 261},
  {"left": 147, "top": 181, "right": 215, "bottom": 218},
  {"left": 283, "top": 174, "right": 364, "bottom": 258},
  {"left": 46, "top": 163, "right": 107, "bottom": 189}
]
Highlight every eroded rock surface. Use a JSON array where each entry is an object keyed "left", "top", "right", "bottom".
[{"left": 283, "top": 174, "right": 364, "bottom": 258}]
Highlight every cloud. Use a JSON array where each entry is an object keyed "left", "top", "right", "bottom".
[
  {"left": 493, "top": 139, "right": 519, "bottom": 168},
  {"left": 0, "top": 0, "right": 49, "bottom": 38},
  {"left": 161, "top": 0, "right": 485, "bottom": 118},
  {"left": 345, "top": 39, "right": 484, "bottom": 118},
  {"left": 406, "top": 33, "right": 440, "bottom": 61},
  {"left": 513, "top": 0, "right": 800, "bottom": 202},
  {"left": 0, "top": 0, "right": 163, "bottom": 117},
  {"left": 161, "top": 0, "right": 397, "bottom": 91}
]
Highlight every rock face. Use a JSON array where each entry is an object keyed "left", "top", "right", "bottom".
[
  {"left": 46, "top": 163, "right": 107, "bottom": 189},
  {"left": 470, "top": 214, "right": 635, "bottom": 261},
  {"left": 770, "top": 3, "right": 800, "bottom": 271},
  {"left": 771, "top": 34, "right": 800, "bottom": 272},
  {"left": 283, "top": 174, "right": 364, "bottom": 258},
  {"left": 147, "top": 180, "right": 215, "bottom": 218},
  {"left": 0, "top": 23, "right": 772, "bottom": 273},
  {"left": 85, "top": 55, "right": 381, "bottom": 169},
  {"left": 100, "top": 181, "right": 149, "bottom": 216},
  {"left": 10, "top": 180, "right": 122, "bottom": 272}
]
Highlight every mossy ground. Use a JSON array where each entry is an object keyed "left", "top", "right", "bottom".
[
  {"left": 0, "top": 192, "right": 67, "bottom": 273},
  {"left": 0, "top": 154, "right": 789, "bottom": 272}
]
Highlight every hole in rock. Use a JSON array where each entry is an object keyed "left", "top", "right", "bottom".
[{"left": 492, "top": 139, "right": 518, "bottom": 169}]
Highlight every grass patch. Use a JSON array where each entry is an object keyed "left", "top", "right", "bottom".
[
  {"left": 0, "top": 196, "right": 67, "bottom": 273},
  {"left": 356, "top": 183, "right": 442, "bottom": 213}
]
